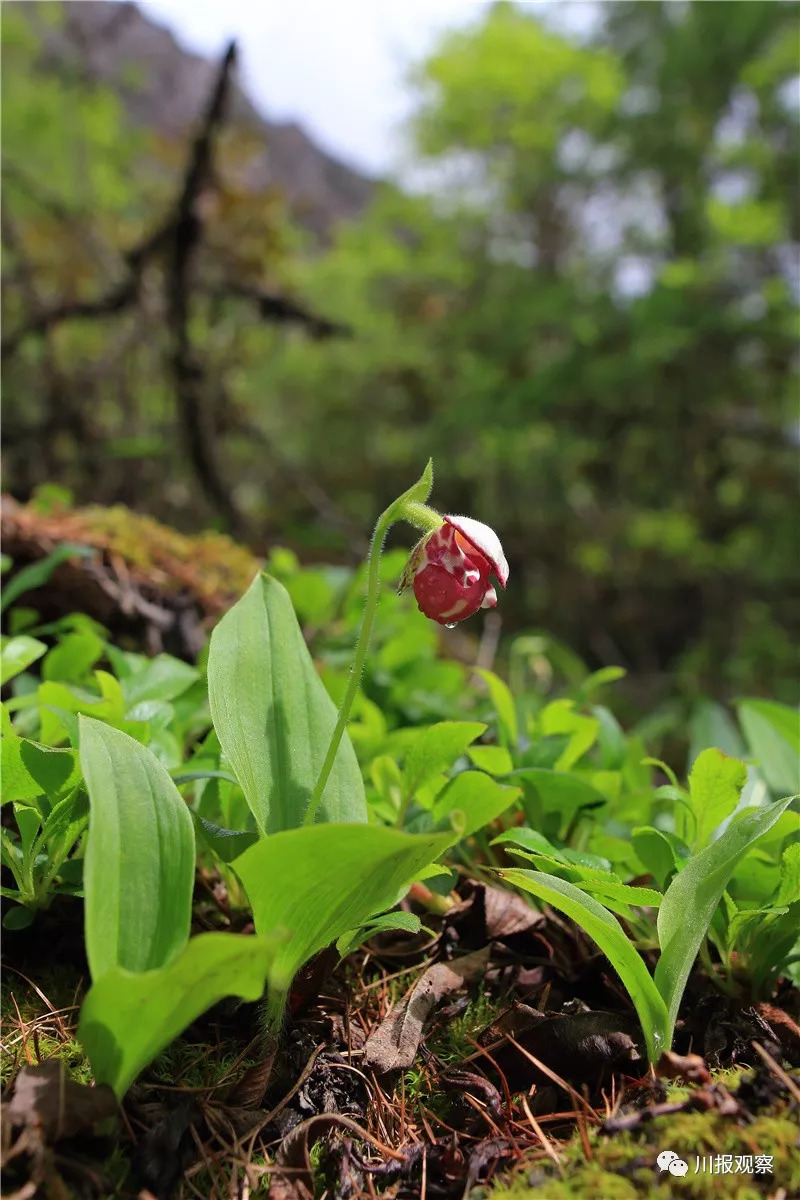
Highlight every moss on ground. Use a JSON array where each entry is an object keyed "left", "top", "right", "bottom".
[
  {"left": 1, "top": 964, "right": 91, "bottom": 1087},
  {"left": 5, "top": 497, "right": 261, "bottom": 614},
  {"left": 490, "top": 1083, "right": 800, "bottom": 1199}
]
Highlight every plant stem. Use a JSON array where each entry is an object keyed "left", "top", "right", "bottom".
[
  {"left": 303, "top": 510, "right": 393, "bottom": 826},
  {"left": 699, "top": 938, "right": 738, "bottom": 998},
  {"left": 304, "top": 460, "right": 441, "bottom": 827}
]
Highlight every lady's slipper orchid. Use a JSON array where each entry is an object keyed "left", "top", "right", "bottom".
[{"left": 399, "top": 515, "right": 509, "bottom": 626}]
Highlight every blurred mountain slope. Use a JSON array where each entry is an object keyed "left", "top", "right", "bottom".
[{"left": 30, "top": 0, "right": 374, "bottom": 238}]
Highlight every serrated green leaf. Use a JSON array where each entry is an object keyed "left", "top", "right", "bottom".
[
  {"left": 402, "top": 721, "right": 486, "bottom": 798},
  {"left": 493, "top": 826, "right": 612, "bottom": 872},
  {"left": 775, "top": 842, "right": 800, "bottom": 907},
  {"left": 581, "top": 881, "right": 662, "bottom": 908},
  {"left": 688, "top": 748, "right": 748, "bottom": 849}
]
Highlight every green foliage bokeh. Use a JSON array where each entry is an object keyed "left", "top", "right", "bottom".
[{"left": 2, "top": 0, "right": 798, "bottom": 703}]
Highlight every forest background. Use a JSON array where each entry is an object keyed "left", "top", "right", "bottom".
[{"left": 2, "top": 0, "right": 798, "bottom": 719}]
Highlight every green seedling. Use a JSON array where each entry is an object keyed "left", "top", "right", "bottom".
[{"left": 500, "top": 768, "right": 797, "bottom": 1060}]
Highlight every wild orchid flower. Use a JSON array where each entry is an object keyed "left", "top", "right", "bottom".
[
  {"left": 399, "top": 515, "right": 509, "bottom": 626},
  {"left": 307, "top": 463, "right": 507, "bottom": 823}
]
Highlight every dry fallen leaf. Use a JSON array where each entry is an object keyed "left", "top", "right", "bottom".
[
  {"left": 485, "top": 1009, "right": 643, "bottom": 1091},
  {"left": 364, "top": 947, "right": 490, "bottom": 1073},
  {"left": 270, "top": 1113, "right": 405, "bottom": 1200},
  {"left": 2, "top": 1061, "right": 117, "bottom": 1143},
  {"left": 656, "top": 1049, "right": 712, "bottom": 1085}
]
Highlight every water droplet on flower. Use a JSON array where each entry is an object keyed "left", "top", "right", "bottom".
[{"left": 444, "top": 622, "right": 457, "bottom": 630}]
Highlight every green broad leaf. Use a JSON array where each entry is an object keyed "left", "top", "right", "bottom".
[
  {"left": 3, "top": 905, "right": 36, "bottom": 930},
  {"left": 724, "top": 905, "right": 784, "bottom": 952},
  {"left": 13, "top": 804, "right": 41, "bottom": 861},
  {"left": 208, "top": 573, "right": 367, "bottom": 834},
  {"left": 1, "top": 635, "right": 47, "bottom": 685},
  {"left": 476, "top": 669, "right": 518, "bottom": 749},
  {"left": 581, "top": 881, "right": 662, "bottom": 908},
  {"left": 233, "top": 823, "right": 454, "bottom": 1027},
  {"left": 370, "top": 756, "right": 403, "bottom": 809},
  {"left": 655, "top": 794, "right": 797, "bottom": 1048},
  {"left": 632, "top": 826, "right": 689, "bottom": 890},
  {"left": 42, "top": 631, "right": 105, "bottom": 684},
  {"left": 509, "top": 768, "right": 607, "bottom": 825},
  {"left": 729, "top": 851, "right": 781, "bottom": 907},
  {"left": 78, "top": 933, "right": 277, "bottom": 1099},
  {"left": 79, "top": 717, "right": 195, "bottom": 980},
  {"left": 336, "top": 911, "right": 422, "bottom": 957},
  {"left": 538, "top": 700, "right": 599, "bottom": 771},
  {"left": 121, "top": 654, "right": 200, "bottom": 707},
  {"left": 493, "top": 827, "right": 560, "bottom": 856},
  {"left": 688, "top": 749, "right": 748, "bottom": 849},
  {"left": 689, "top": 700, "right": 745, "bottom": 765},
  {"left": 751, "top": 810, "right": 800, "bottom": 861},
  {"left": 593, "top": 705, "right": 628, "bottom": 769},
  {"left": 574, "top": 666, "right": 626, "bottom": 704},
  {"left": 431, "top": 771, "right": 520, "bottom": 839},
  {"left": 402, "top": 721, "right": 486, "bottom": 798},
  {"left": 503, "top": 848, "right": 624, "bottom": 897},
  {"left": 1, "top": 735, "right": 78, "bottom": 805},
  {"left": 125, "top": 700, "right": 175, "bottom": 728},
  {"left": 37, "top": 681, "right": 145, "bottom": 747},
  {"left": 775, "top": 842, "right": 800, "bottom": 907},
  {"left": 499, "top": 868, "right": 668, "bottom": 1061},
  {"left": 737, "top": 699, "right": 800, "bottom": 797},
  {"left": 748, "top": 902, "right": 800, "bottom": 993},
  {"left": 492, "top": 827, "right": 612, "bottom": 872},
  {"left": 467, "top": 744, "right": 514, "bottom": 775},
  {"left": 0, "top": 544, "right": 94, "bottom": 613},
  {"left": 171, "top": 769, "right": 239, "bottom": 787},
  {"left": 191, "top": 812, "right": 258, "bottom": 863},
  {"left": 38, "top": 788, "right": 88, "bottom": 849}
]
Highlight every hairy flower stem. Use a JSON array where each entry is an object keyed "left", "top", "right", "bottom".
[{"left": 304, "top": 462, "right": 441, "bottom": 827}]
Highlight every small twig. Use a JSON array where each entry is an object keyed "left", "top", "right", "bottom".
[
  {"left": 216, "top": 280, "right": 351, "bottom": 339},
  {"left": 1, "top": 280, "right": 136, "bottom": 358},
  {"left": 520, "top": 1094, "right": 564, "bottom": 1174},
  {"left": 751, "top": 1040, "right": 800, "bottom": 1104},
  {"left": 505, "top": 1035, "right": 598, "bottom": 1119}
]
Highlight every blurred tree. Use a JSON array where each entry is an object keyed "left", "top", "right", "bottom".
[
  {"left": 263, "top": 0, "right": 799, "bottom": 701},
  {"left": 2, "top": 0, "right": 798, "bottom": 703},
  {"left": 1, "top": 2, "right": 355, "bottom": 543}
]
